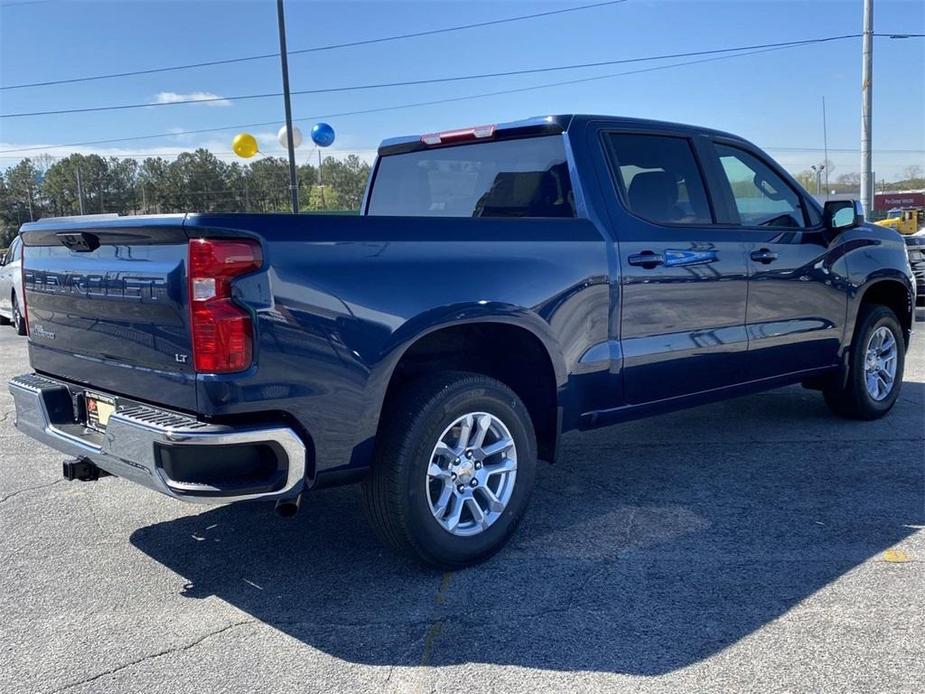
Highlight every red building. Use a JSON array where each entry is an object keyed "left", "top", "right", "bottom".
[{"left": 875, "top": 190, "right": 925, "bottom": 211}]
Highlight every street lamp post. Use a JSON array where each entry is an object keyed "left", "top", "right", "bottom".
[
  {"left": 276, "top": 0, "right": 299, "bottom": 214},
  {"left": 811, "top": 164, "right": 825, "bottom": 197}
]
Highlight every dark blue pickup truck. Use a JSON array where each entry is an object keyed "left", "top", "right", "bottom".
[{"left": 9, "top": 115, "right": 916, "bottom": 567}]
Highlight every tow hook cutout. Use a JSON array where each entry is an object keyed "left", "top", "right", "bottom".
[{"left": 62, "top": 457, "right": 109, "bottom": 482}]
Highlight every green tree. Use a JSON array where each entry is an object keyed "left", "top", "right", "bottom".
[
  {"left": 305, "top": 184, "right": 343, "bottom": 211},
  {"left": 247, "top": 157, "right": 290, "bottom": 212},
  {"left": 169, "top": 149, "right": 229, "bottom": 212},
  {"left": 793, "top": 170, "right": 815, "bottom": 191},
  {"left": 4, "top": 159, "right": 45, "bottom": 224},
  {"left": 0, "top": 175, "right": 18, "bottom": 246},
  {"left": 138, "top": 157, "right": 174, "bottom": 213},
  {"left": 296, "top": 162, "right": 317, "bottom": 211},
  {"left": 43, "top": 154, "right": 101, "bottom": 216},
  {"left": 1, "top": 147, "right": 375, "bottom": 218},
  {"left": 320, "top": 154, "right": 370, "bottom": 210},
  {"left": 109, "top": 157, "right": 140, "bottom": 214}
]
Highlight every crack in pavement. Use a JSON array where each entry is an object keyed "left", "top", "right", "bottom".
[
  {"left": 0, "top": 478, "right": 65, "bottom": 506},
  {"left": 45, "top": 620, "right": 255, "bottom": 694}
]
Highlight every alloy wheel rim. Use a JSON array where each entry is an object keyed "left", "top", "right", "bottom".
[
  {"left": 863, "top": 326, "right": 898, "bottom": 401},
  {"left": 425, "top": 412, "right": 517, "bottom": 537}
]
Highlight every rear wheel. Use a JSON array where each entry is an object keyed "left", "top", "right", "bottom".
[
  {"left": 824, "top": 305, "right": 905, "bottom": 420},
  {"left": 11, "top": 293, "right": 26, "bottom": 336},
  {"left": 362, "top": 372, "right": 537, "bottom": 568}
]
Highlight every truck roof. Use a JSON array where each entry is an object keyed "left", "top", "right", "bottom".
[{"left": 377, "top": 114, "right": 745, "bottom": 155}]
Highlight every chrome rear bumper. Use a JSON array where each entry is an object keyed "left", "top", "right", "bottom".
[{"left": 8, "top": 373, "right": 306, "bottom": 503}]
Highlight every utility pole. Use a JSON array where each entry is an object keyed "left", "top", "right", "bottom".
[
  {"left": 276, "top": 0, "right": 299, "bottom": 214},
  {"left": 76, "top": 164, "right": 85, "bottom": 215},
  {"left": 822, "top": 96, "right": 830, "bottom": 198},
  {"left": 860, "top": 0, "right": 874, "bottom": 217}
]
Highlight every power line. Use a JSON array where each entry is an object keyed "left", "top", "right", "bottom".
[
  {"left": 0, "top": 0, "right": 630, "bottom": 91},
  {"left": 0, "top": 41, "right": 908, "bottom": 156},
  {"left": 0, "top": 45, "right": 819, "bottom": 154},
  {"left": 3, "top": 40, "right": 923, "bottom": 158},
  {"left": 0, "top": 34, "right": 867, "bottom": 119}
]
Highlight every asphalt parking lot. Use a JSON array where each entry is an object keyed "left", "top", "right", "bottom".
[{"left": 1, "top": 313, "right": 923, "bottom": 694}]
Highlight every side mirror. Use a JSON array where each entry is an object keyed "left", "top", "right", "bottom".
[{"left": 823, "top": 199, "right": 863, "bottom": 233}]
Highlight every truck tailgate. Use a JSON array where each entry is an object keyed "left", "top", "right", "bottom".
[{"left": 21, "top": 219, "right": 198, "bottom": 412}]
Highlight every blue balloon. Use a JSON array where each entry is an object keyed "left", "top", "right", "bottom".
[{"left": 311, "top": 122, "right": 335, "bottom": 148}]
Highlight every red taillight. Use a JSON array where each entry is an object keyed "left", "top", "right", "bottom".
[
  {"left": 421, "top": 124, "right": 495, "bottom": 146},
  {"left": 19, "top": 240, "right": 28, "bottom": 336},
  {"left": 188, "top": 238, "right": 262, "bottom": 373}
]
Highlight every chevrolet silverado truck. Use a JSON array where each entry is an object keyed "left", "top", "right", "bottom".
[{"left": 9, "top": 115, "right": 916, "bottom": 568}]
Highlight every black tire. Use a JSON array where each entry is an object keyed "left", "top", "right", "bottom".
[
  {"left": 823, "top": 304, "right": 905, "bottom": 420},
  {"left": 362, "top": 371, "right": 537, "bottom": 569},
  {"left": 12, "top": 293, "right": 26, "bottom": 336}
]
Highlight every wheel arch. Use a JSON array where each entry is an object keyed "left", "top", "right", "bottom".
[
  {"left": 855, "top": 276, "right": 914, "bottom": 346},
  {"left": 373, "top": 307, "right": 567, "bottom": 464}
]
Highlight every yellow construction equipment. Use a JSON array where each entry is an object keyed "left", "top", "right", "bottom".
[{"left": 875, "top": 208, "right": 924, "bottom": 235}]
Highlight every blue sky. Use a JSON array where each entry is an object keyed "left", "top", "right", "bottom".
[{"left": 1, "top": 0, "right": 923, "bottom": 180}]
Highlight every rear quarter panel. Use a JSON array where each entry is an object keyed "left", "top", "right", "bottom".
[{"left": 187, "top": 214, "right": 611, "bottom": 480}]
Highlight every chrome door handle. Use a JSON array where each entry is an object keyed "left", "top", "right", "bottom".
[
  {"left": 750, "top": 248, "right": 779, "bottom": 264},
  {"left": 628, "top": 251, "right": 665, "bottom": 269}
]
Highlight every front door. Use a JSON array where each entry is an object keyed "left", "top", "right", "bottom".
[
  {"left": 601, "top": 130, "right": 750, "bottom": 405},
  {"left": 707, "top": 141, "right": 847, "bottom": 380}
]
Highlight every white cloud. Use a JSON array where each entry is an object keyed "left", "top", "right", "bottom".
[{"left": 152, "top": 91, "right": 232, "bottom": 107}]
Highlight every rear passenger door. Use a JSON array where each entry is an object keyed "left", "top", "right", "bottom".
[
  {"left": 600, "top": 130, "right": 750, "bottom": 405},
  {"left": 705, "top": 141, "right": 847, "bottom": 379}
]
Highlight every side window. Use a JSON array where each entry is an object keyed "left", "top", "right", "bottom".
[
  {"left": 1, "top": 238, "right": 17, "bottom": 265},
  {"left": 715, "top": 144, "right": 807, "bottom": 228},
  {"left": 604, "top": 132, "right": 712, "bottom": 225}
]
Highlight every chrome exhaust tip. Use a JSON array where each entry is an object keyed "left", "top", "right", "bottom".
[{"left": 274, "top": 493, "right": 301, "bottom": 518}]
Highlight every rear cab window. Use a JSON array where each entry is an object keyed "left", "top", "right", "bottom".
[{"left": 367, "top": 135, "right": 575, "bottom": 218}]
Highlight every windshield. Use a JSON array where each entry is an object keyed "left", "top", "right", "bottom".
[{"left": 367, "top": 135, "right": 575, "bottom": 218}]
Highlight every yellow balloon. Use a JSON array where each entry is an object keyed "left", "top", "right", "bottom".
[{"left": 232, "top": 133, "right": 259, "bottom": 158}]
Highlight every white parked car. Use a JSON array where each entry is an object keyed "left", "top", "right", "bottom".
[{"left": 0, "top": 235, "right": 26, "bottom": 335}]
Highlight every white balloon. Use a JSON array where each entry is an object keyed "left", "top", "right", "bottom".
[{"left": 277, "top": 125, "right": 303, "bottom": 150}]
